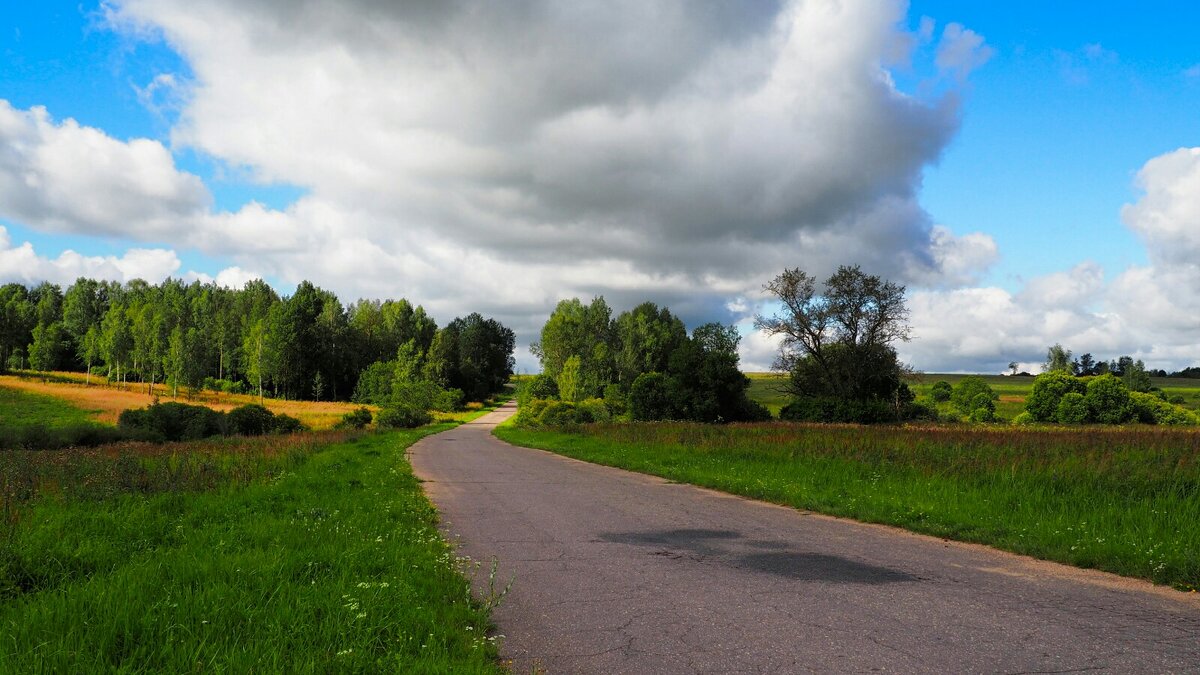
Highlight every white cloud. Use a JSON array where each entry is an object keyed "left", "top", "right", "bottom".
[
  {"left": 902, "top": 148, "right": 1200, "bottom": 373},
  {"left": 935, "top": 23, "right": 994, "bottom": 81},
  {"left": 96, "top": 1, "right": 992, "bottom": 300},
  {"left": 0, "top": 225, "right": 182, "bottom": 285},
  {"left": 0, "top": 101, "right": 209, "bottom": 239},
  {"left": 1121, "top": 147, "right": 1200, "bottom": 265},
  {"left": 28, "top": 2, "right": 1198, "bottom": 375}
]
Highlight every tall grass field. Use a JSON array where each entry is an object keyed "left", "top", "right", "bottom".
[
  {"left": 0, "top": 426, "right": 503, "bottom": 672},
  {"left": 496, "top": 421, "right": 1200, "bottom": 591}
]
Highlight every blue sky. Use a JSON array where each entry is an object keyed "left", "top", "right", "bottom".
[
  {"left": 909, "top": 1, "right": 1200, "bottom": 291},
  {"left": 1, "top": 1, "right": 1198, "bottom": 372}
]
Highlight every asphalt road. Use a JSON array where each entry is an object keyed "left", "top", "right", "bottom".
[{"left": 409, "top": 403, "right": 1200, "bottom": 674}]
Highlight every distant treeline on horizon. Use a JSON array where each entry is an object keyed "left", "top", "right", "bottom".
[{"left": 0, "top": 277, "right": 515, "bottom": 403}]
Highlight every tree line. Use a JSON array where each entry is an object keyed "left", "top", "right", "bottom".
[
  {"left": 518, "top": 297, "right": 769, "bottom": 424},
  {"left": 1037, "top": 344, "right": 1191, "bottom": 382},
  {"left": 0, "top": 278, "right": 514, "bottom": 404}
]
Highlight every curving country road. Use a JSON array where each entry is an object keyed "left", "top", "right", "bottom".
[{"left": 409, "top": 403, "right": 1200, "bottom": 674}]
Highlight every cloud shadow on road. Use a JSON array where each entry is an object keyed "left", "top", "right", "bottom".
[{"left": 600, "top": 528, "right": 915, "bottom": 585}]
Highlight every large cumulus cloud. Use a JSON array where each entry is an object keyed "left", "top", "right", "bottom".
[{"left": 97, "top": 1, "right": 992, "bottom": 310}]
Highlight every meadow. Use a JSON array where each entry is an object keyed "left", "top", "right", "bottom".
[
  {"left": 0, "top": 371, "right": 373, "bottom": 429},
  {"left": 0, "top": 425, "right": 504, "bottom": 672},
  {"left": 496, "top": 420, "right": 1200, "bottom": 591},
  {"left": 0, "top": 381, "right": 508, "bottom": 671},
  {"left": 747, "top": 372, "right": 1200, "bottom": 420}
]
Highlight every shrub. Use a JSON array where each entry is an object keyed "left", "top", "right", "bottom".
[
  {"left": 904, "top": 401, "right": 939, "bottom": 422},
  {"left": 118, "top": 402, "right": 225, "bottom": 442},
  {"left": 433, "top": 388, "right": 466, "bottom": 412},
  {"left": 1026, "top": 371, "right": 1086, "bottom": 421},
  {"left": 1085, "top": 373, "right": 1134, "bottom": 424},
  {"left": 1012, "top": 411, "right": 1035, "bottom": 426},
  {"left": 578, "top": 398, "right": 611, "bottom": 424},
  {"left": 740, "top": 399, "right": 774, "bottom": 422},
  {"left": 273, "top": 414, "right": 307, "bottom": 434},
  {"left": 518, "top": 399, "right": 552, "bottom": 426},
  {"left": 376, "top": 404, "right": 431, "bottom": 429},
  {"left": 528, "top": 374, "right": 559, "bottom": 400},
  {"left": 602, "top": 383, "right": 627, "bottom": 416},
  {"left": 969, "top": 407, "right": 996, "bottom": 423},
  {"left": 1056, "top": 392, "right": 1089, "bottom": 424},
  {"left": 1130, "top": 391, "right": 1197, "bottom": 426},
  {"left": 971, "top": 392, "right": 996, "bottom": 414},
  {"left": 338, "top": 407, "right": 374, "bottom": 429},
  {"left": 939, "top": 410, "right": 964, "bottom": 423},
  {"left": 227, "top": 404, "right": 277, "bottom": 436},
  {"left": 930, "top": 380, "right": 953, "bottom": 402},
  {"left": 352, "top": 360, "right": 396, "bottom": 404},
  {"left": 779, "top": 397, "right": 894, "bottom": 424},
  {"left": 629, "top": 372, "right": 677, "bottom": 422},
  {"left": 538, "top": 401, "right": 581, "bottom": 426},
  {"left": 951, "top": 376, "right": 998, "bottom": 413}
]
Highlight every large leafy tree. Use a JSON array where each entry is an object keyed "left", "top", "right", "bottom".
[
  {"left": 613, "top": 302, "right": 687, "bottom": 389},
  {"left": 450, "top": 313, "right": 515, "bottom": 401},
  {"left": 755, "top": 265, "right": 910, "bottom": 406}
]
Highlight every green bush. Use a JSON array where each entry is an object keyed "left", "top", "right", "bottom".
[
  {"left": 1056, "top": 392, "right": 1089, "bottom": 424},
  {"left": 629, "top": 372, "right": 677, "bottom": 422},
  {"left": 1085, "top": 374, "right": 1134, "bottom": 424},
  {"left": 227, "top": 404, "right": 277, "bottom": 436},
  {"left": 118, "top": 402, "right": 225, "bottom": 442},
  {"left": 538, "top": 401, "right": 581, "bottom": 426},
  {"left": 740, "top": 399, "right": 774, "bottom": 422},
  {"left": 779, "top": 397, "right": 894, "bottom": 424},
  {"left": 527, "top": 374, "right": 559, "bottom": 400},
  {"left": 578, "top": 398, "right": 611, "bottom": 424},
  {"left": 1130, "top": 391, "right": 1197, "bottom": 425},
  {"left": 272, "top": 414, "right": 306, "bottom": 434},
  {"left": 930, "top": 380, "right": 953, "bottom": 402},
  {"left": 602, "top": 383, "right": 627, "bottom": 416},
  {"left": 1012, "top": 411, "right": 1035, "bottom": 426},
  {"left": 969, "top": 407, "right": 996, "bottom": 423},
  {"left": 1026, "top": 371, "right": 1086, "bottom": 421},
  {"left": 376, "top": 404, "right": 431, "bottom": 429},
  {"left": 904, "top": 401, "right": 939, "bottom": 422},
  {"left": 337, "top": 407, "right": 374, "bottom": 429},
  {"left": 951, "top": 376, "right": 998, "bottom": 413},
  {"left": 433, "top": 388, "right": 466, "bottom": 412}
]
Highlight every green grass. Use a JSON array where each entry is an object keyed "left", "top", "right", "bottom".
[
  {"left": 0, "top": 428, "right": 503, "bottom": 673},
  {"left": 496, "top": 420, "right": 1200, "bottom": 591},
  {"left": 745, "top": 372, "right": 1200, "bottom": 421},
  {"left": 745, "top": 373, "right": 791, "bottom": 416},
  {"left": 0, "top": 384, "right": 100, "bottom": 429}
]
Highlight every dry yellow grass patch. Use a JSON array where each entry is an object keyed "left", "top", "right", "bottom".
[{"left": 0, "top": 375, "right": 372, "bottom": 429}]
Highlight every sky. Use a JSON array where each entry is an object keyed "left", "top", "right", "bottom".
[{"left": 1, "top": 1, "right": 1198, "bottom": 374}]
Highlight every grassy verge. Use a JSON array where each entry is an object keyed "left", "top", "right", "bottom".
[
  {"left": 0, "top": 428, "right": 502, "bottom": 672},
  {"left": 495, "top": 421, "right": 1200, "bottom": 591}
]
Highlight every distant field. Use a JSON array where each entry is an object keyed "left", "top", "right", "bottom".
[
  {"left": 0, "top": 384, "right": 101, "bottom": 429},
  {"left": 745, "top": 372, "right": 1200, "bottom": 420},
  {"left": 0, "top": 373, "right": 375, "bottom": 430}
]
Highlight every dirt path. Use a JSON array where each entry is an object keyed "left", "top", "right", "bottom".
[{"left": 409, "top": 403, "right": 1200, "bottom": 673}]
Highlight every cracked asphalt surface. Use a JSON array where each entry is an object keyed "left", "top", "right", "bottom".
[{"left": 409, "top": 403, "right": 1200, "bottom": 673}]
